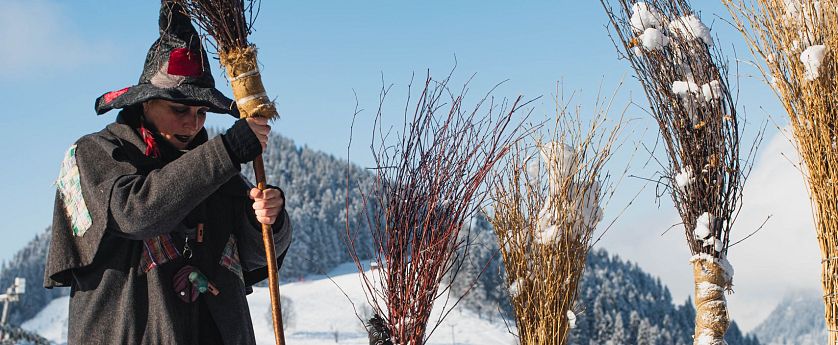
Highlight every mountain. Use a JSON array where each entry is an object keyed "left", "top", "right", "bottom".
[
  {"left": 0, "top": 228, "right": 68, "bottom": 327},
  {"left": 752, "top": 291, "right": 827, "bottom": 345}
]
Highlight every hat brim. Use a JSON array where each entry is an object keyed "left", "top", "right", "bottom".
[{"left": 95, "top": 83, "right": 239, "bottom": 118}]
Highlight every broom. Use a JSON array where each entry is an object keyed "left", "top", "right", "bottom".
[
  {"left": 170, "top": 1, "right": 285, "bottom": 344},
  {"left": 599, "top": 1, "right": 759, "bottom": 343},
  {"left": 722, "top": 0, "right": 838, "bottom": 342},
  {"left": 489, "top": 87, "right": 623, "bottom": 345},
  {"left": 344, "top": 73, "right": 529, "bottom": 345}
]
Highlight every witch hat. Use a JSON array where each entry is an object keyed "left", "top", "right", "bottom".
[{"left": 94, "top": 1, "right": 237, "bottom": 117}]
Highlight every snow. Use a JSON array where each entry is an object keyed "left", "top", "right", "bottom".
[
  {"left": 701, "top": 80, "right": 723, "bottom": 102},
  {"left": 535, "top": 224, "right": 561, "bottom": 245},
  {"left": 577, "top": 181, "right": 603, "bottom": 227},
  {"left": 702, "top": 236, "right": 722, "bottom": 252},
  {"left": 20, "top": 295, "right": 69, "bottom": 344},
  {"left": 509, "top": 278, "right": 524, "bottom": 298},
  {"left": 672, "top": 80, "right": 701, "bottom": 97},
  {"left": 630, "top": 2, "right": 665, "bottom": 33},
  {"left": 783, "top": 0, "right": 822, "bottom": 25},
  {"left": 674, "top": 168, "right": 694, "bottom": 190},
  {"left": 694, "top": 212, "right": 714, "bottom": 240},
  {"left": 800, "top": 45, "right": 827, "bottom": 81},
  {"left": 696, "top": 281, "right": 724, "bottom": 300},
  {"left": 631, "top": 46, "right": 643, "bottom": 56},
  {"left": 567, "top": 310, "right": 577, "bottom": 329},
  {"left": 690, "top": 253, "right": 735, "bottom": 283},
  {"left": 668, "top": 15, "right": 713, "bottom": 46},
  {"left": 20, "top": 264, "right": 515, "bottom": 345},
  {"left": 539, "top": 141, "right": 576, "bottom": 182},
  {"left": 525, "top": 155, "right": 540, "bottom": 184},
  {"left": 639, "top": 28, "right": 670, "bottom": 51}
]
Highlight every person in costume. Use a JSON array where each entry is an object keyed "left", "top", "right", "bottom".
[{"left": 43, "top": 2, "right": 291, "bottom": 344}]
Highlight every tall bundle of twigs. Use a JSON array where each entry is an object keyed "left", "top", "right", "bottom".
[
  {"left": 345, "top": 73, "right": 528, "bottom": 345},
  {"left": 722, "top": 0, "right": 838, "bottom": 341},
  {"left": 171, "top": 1, "right": 285, "bottom": 344},
  {"left": 599, "top": 1, "right": 756, "bottom": 343},
  {"left": 489, "top": 88, "right": 623, "bottom": 345}
]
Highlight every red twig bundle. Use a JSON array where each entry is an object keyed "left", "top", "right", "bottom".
[{"left": 346, "top": 73, "right": 529, "bottom": 345}]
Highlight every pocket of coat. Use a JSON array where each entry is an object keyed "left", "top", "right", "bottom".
[
  {"left": 139, "top": 233, "right": 180, "bottom": 273},
  {"left": 219, "top": 235, "right": 244, "bottom": 282}
]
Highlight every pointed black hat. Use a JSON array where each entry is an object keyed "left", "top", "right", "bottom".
[{"left": 94, "top": 1, "right": 237, "bottom": 117}]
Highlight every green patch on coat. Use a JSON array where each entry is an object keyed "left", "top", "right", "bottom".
[{"left": 56, "top": 144, "right": 93, "bottom": 237}]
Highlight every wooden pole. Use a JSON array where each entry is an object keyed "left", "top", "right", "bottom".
[
  {"left": 219, "top": 46, "right": 285, "bottom": 345},
  {"left": 253, "top": 156, "right": 285, "bottom": 345}
]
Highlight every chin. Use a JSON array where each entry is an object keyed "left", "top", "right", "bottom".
[{"left": 166, "top": 137, "right": 190, "bottom": 150}]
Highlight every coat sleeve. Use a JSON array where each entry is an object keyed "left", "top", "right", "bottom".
[
  {"left": 45, "top": 132, "right": 241, "bottom": 288},
  {"left": 82, "top": 135, "right": 240, "bottom": 240}
]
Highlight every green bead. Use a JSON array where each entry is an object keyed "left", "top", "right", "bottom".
[{"left": 188, "top": 271, "right": 209, "bottom": 293}]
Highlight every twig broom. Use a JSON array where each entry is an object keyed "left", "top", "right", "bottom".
[
  {"left": 489, "top": 86, "right": 623, "bottom": 345},
  {"left": 345, "top": 73, "right": 530, "bottom": 345},
  {"left": 599, "top": 1, "right": 760, "bottom": 343},
  {"left": 722, "top": 0, "right": 838, "bottom": 342}
]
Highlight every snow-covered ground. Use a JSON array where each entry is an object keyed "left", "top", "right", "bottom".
[
  {"left": 20, "top": 295, "right": 69, "bottom": 343},
  {"left": 21, "top": 263, "right": 515, "bottom": 345}
]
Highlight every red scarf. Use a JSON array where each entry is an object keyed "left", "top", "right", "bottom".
[{"left": 139, "top": 123, "right": 161, "bottom": 158}]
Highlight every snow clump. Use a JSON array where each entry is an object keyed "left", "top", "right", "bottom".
[
  {"left": 703, "top": 236, "right": 723, "bottom": 252},
  {"left": 535, "top": 223, "right": 561, "bottom": 246},
  {"left": 783, "top": 0, "right": 822, "bottom": 25},
  {"left": 669, "top": 15, "right": 713, "bottom": 46},
  {"left": 696, "top": 281, "right": 724, "bottom": 300},
  {"left": 690, "top": 253, "right": 735, "bottom": 281},
  {"left": 630, "top": 2, "right": 666, "bottom": 32},
  {"left": 639, "top": 28, "right": 670, "bottom": 51},
  {"left": 694, "top": 212, "right": 714, "bottom": 240},
  {"left": 526, "top": 155, "right": 541, "bottom": 184},
  {"left": 674, "top": 167, "right": 694, "bottom": 190},
  {"left": 672, "top": 80, "right": 701, "bottom": 97},
  {"left": 800, "top": 45, "right": 827, "bottom": 81},
  {"left": 508, "top": 278, "right": 524, "bottom": 298},
  {"left": 576, "top": 181, "right": 603, "bottom": 228},
  {"left": 701, "top": 80, "right": 723, "bottom": 102},
  {"left": 540, "top": 141, "right": 576, "bottom": 183},
  {"left": 567, "top": 310, "right": 577, "bottom": 329}
]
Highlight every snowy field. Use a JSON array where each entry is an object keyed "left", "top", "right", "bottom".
[{"left": 21, "top": 263, "right": 515, "bottom": 345}]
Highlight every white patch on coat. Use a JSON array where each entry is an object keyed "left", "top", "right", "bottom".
[{"left": 56, "top": 144, "right": 92, "bottom": 236}]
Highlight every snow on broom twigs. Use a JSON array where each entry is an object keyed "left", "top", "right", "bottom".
[
  {"left": 489, "top": 85, "right": 625, "bottom": 345},
  {"left": 344, "top": 71, "right": 532, "bottom": 345},
  {"left": 722, "top": 0, "right": 838, "bottom": 342},
  {"left": 599, "top": 1, "right": 760, "bottom": 344}
]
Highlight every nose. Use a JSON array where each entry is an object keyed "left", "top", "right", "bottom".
[{"left": 183, "top": 112, "right": 199, "bottom": 132}]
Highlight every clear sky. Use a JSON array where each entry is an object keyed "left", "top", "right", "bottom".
[{"left": 0, "top": 0, "right": 821, "bottom": 332}]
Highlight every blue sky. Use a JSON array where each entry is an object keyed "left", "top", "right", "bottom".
[{"left": 0, "top": 0, "right": 820, "bottom": 331}]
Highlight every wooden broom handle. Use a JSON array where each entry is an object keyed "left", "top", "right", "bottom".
[{"left": 253, "top": 155, "right": 286, "bottom": 345}]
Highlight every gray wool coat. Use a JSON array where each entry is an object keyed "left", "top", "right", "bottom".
[{"left": 44, "top": 111, "right": 292, "bottom": 345}]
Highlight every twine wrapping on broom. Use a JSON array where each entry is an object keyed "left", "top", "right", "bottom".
[
  {"left": 219, "top": 45, "right": 278, "bottom": 120},
  {"left": 691, "top": 255, "right": 732, "bottom": 345}
]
